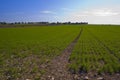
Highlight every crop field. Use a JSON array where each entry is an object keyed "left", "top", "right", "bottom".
[
  {"left": 0, "top": 25, "right": 120, "bottom": 80},
  {"left": 69, "top": 25, "right": 120, "bottom": 79},
  {"left": 0, "top": 25, "right": 80, "bottom": 79}
]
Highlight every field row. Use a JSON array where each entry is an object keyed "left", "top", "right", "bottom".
[
  {"left": 0, "top": 25, "right": 80, "bottom": 79},
  {"left": 0, "top": 25, "right": 120, "bottom": 79},
  {"left": 69, "top": 25, "right": 120, "bottom": 74}
]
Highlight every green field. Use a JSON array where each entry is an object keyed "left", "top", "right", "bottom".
[
  {"left": 0, "top": 25, "right": 80, "bottom": 79},
  {"left": 69, "top": 25, "right": 120, "bottom": 74},
  {"left": 0, "top": 25, "right": 120, "bottom": 79}
]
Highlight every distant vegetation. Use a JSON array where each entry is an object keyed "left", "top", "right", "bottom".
[{"left": 0, "top": 21, "right": 88, "bottom": 25}]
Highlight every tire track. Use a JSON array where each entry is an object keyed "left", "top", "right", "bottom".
[{"left": 41, "top": 28, "right": 83, "bottom": 80}]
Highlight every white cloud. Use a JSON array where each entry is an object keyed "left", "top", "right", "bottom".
[
  {"left": 40, "top": 10, "right": 56, "bottom": 14},
  {"left": 60, "top": 8, "right": 120, "bottom": 24},
  {"left": 91, "top": 9, "right": 119, "bottom": 16},
  {"left": 69, "top": 8, "right": 119, "bottom": 17}
]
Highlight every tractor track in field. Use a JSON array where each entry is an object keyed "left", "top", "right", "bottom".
[{"left": 41, "top": 28, "right": 83, "bottom": 80}]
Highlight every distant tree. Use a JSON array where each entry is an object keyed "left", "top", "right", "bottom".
[
  {"left": 68, "top": 21, "right": 71, "bottom": 24},
  {"left": 57, "top": 22, "right": 60, "bottom": 24},
  {"left": 21, "top": 22, "right": 24, "bottom": 24},
  {"left": 0, "top": 22, "right": 7, "bottom": 24}
]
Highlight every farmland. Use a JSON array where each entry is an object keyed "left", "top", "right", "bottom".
[
  {"left": 69, "top": 25, "right": 120, "bottom": 79},
  {"left": 0, "top": 25, "right": 120, "bottom": 80},
  {"left": 0, "top": 25, "right": 80, "bottom": 79}
]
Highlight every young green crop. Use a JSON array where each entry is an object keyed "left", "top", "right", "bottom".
[
  {"left": 1, "top": 24, "right": 120, "bottom": 79},
  {"left": 0, "top": 25, "right": 80, "bottom": 79},
  {"left": 69, "top": 25, "right": 120, "bottom": 75}
]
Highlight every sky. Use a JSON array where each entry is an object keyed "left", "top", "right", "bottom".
[{"left": 0, "top": 0, "right": 120, "bottom": 24}]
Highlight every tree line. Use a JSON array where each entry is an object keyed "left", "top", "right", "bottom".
[{"left": 0, "top": 21, "right": 88, "bottom": 25}]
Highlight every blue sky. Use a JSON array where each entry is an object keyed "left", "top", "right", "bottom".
[{"left": 0, "top": 0, "right": 120, "bottom": 24}]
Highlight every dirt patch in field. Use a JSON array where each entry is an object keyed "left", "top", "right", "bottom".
[
  {"left": 72, "top": 72, "right": 120, "bottom": 80},
  {"left": 0, "top": 54, "right": 49, "bottom": 80},
  {"left": 41, "top": 28, "right": 83, "bottom": 80}
]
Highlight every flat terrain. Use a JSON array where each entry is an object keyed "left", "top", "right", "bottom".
[{"left": 0, "top": 25, "right": 120, "bottom": 80}]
